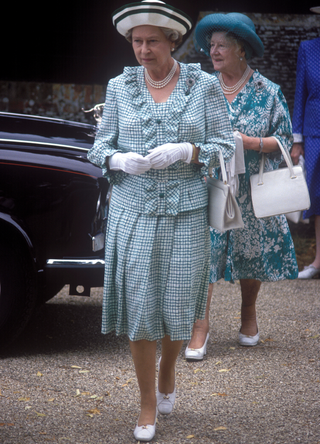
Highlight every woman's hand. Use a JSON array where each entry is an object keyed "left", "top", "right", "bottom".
[
  {"left": 238, "top": 132, "right": 254, "bottom": 150},
  {"left": 238, "top": 132, "right": 279, "bottom": 153},
  {"left": 146, "top": 142, "right": 193, "bottom": 169},
  {"left": 290, "top": 143, "right": 304, "bottom": 165},
  {"left": 108, "top": 152, "right": 151, "bottom": 175}
]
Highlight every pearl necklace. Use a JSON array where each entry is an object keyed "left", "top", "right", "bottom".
[
  {"left": 219, "top": 65, "right": 251, "bottom": 95},
  {"left": 145, "top": 59, "right": 178, "bottom": 89}
]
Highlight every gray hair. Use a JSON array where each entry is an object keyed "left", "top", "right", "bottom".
[
  {"left": 125, "top": 27, "right": 183, "bottom": 48},
  {"left": 225, "top": 32, "right": 246, "bottom": 58}
]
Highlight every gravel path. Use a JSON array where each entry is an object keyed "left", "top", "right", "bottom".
[{"left": 0, "top": 278, "right": 319, "bottom": 443}]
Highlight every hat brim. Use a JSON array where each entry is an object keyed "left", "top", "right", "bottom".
[
  {"left": 113, "top": 2, "right": 193, "bottom": 36},
  {"left": 310, "top": 6, "right": 320, "bottom": 13},
  {"left": 194, "top": 13, "right": 264, "bottom": 59}
]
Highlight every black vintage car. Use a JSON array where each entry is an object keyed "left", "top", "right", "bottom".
[{"left": 0, "top": 112, "right": 109, "bottom": 347}]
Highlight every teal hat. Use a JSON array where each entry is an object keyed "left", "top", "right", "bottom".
[{"left": 194, "top": 12, "right": 264, "bottom": 60}]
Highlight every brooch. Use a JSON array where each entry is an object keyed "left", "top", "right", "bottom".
[
  {"left": 185, "top": 78, "right": 195, "bottom": 95},
  {"left": 254, "top": 80, "right": 264, "bottom": 92}
]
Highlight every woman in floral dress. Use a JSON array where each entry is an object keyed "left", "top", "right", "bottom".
[{"left": 185, "top": 12, "right": 298, "bottom": 359}]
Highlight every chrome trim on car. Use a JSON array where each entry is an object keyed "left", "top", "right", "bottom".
[
  {"left": 0, "top": 138, "right": 89, "bottom": 152},
  {"left": 47, "top": 259, "right": 105, "bottom": 265},
  {"left": 0, "top": 111, "right": 95, "bottom": 128}
]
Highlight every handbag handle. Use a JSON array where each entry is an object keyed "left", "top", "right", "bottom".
[
  {"left": 257, "top": 136, "right": 296, "bottom": 185},
  {"left": 208, "top": 150, "right": 228, "bottom": 184}
]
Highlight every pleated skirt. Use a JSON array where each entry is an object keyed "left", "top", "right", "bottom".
[{"left": 101, "top": 199, "right": 210, "bottom": 341}]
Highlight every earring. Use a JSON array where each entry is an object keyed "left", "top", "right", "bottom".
[
  {"left": 171, "top": 48, "right": 175, "bottom": 52},
  {"left": 240, "top": 57, "right": 243, "bottom": 61}
]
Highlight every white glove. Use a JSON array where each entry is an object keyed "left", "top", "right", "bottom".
[
  {"left": 146, "top": 142, "right": 193, "bottom": 169},
  {"left": 108, "top": 152, "right": 151, "bottom": 175}
]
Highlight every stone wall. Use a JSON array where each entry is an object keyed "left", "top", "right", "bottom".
[
  {"left": 0, "top": 82, "right": 106, "bottom": 123},
  {"left": 1, "top": 13, "right": 319, "bottom": 122}
]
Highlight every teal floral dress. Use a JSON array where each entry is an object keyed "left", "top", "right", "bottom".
[{"left": 210, "top": 71, "right": 299, "bottom": 283}]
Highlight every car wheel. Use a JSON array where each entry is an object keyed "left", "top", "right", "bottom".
[{"left": 0, "top": 237, "right": 37, "bottom": 348}]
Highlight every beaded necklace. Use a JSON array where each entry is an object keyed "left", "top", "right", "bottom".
[
  {"left": 145, "top": 59, "right": 178, "bottom": 89},
  {"left": 219, "top": 65, "right": 251, "bottom": 95}
]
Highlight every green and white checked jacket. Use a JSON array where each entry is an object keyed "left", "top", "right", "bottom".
[{"left": 88, "top": 62, "right": 235, "bottom": 216}]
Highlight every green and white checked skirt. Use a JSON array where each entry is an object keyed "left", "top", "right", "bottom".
[{"left": 101, "top": 200, "right": 210, "bottom": 342}]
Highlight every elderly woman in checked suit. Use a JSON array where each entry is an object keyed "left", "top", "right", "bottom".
[{"left": 87, "top": 1, "right": 235, "bottom": 441}]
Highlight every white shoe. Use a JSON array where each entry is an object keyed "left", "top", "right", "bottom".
[
  {"left": 298, "top": 264, "right": 320, "bottom": 279},
  {"left": 185, "top": 333, "right": 209, "bottom": 361},
  {"left": 157, "top": 358, "right": 176, "bottom": 415},
  {"left": 133, "top": 411, "right": 157, "bottom": 442},
  {"left": 238, "top": 330, "right": 259, "bottom": 347},
  {"left": 156, "top": 387, "right": 176, "bottom": 415}
]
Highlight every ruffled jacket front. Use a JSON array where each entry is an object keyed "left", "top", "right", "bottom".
[{"left": 88, "top": 62, "right": 235, "bottom": 216}]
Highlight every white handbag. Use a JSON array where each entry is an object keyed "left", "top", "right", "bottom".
[
  {"left": 250, "top": 137, "right": 310, "bottom": 219},
  {"left": 286, "top": 155, "right": 306, "bottom": 223},
  {"left": 207, "top": 150, "right": 244, "bottom": 232}
]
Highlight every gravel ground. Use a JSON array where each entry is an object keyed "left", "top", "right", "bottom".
[{"left": 0, "top": 278, "right": 319, "bottom": 444}]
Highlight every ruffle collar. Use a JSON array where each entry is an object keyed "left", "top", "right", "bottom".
[{"left": 121, "top": 63, "right": 203, "bottom": 155}]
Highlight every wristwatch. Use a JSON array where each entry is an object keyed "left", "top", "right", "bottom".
[{"left": 191, "top": 144, "right": 197, "bottom": 161}]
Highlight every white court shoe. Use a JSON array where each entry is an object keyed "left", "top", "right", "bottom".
[
  {"left": 133, "top": 411, "right": 157, "bottom": 442},
  {"left": 185, "top": 333, "right": 209, "bottom": 361},
  {"left": 238, "top": 330, "right": 260, "bottom": 347},
  {"left": 298, "top": 264, "right": 320, "bottom": 279},
  {"left": 157, "top": 358, "right": 176, "bottom": 415}
]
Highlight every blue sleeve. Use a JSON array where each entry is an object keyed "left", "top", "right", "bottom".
[
  {"left": 292, "top": 42, "right": 307, "bottom": 135},
  {"left": 270, "top": 87, "right": 293, "bottom": 149}
]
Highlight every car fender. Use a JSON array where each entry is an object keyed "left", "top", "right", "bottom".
[{"left": 0, "top": 212, "right": 37, "bottom": 268}]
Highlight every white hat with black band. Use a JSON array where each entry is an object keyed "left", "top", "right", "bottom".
[{"left": 112, "top": 0, "right": 193, "bottom": 36}]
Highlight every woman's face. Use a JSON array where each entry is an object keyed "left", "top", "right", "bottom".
[
  {"left": 132, "top": 25, "right": 173, "bottom": 71},
  {"left": 210, "top": 32, "right": 244, "bottom": 73}
]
